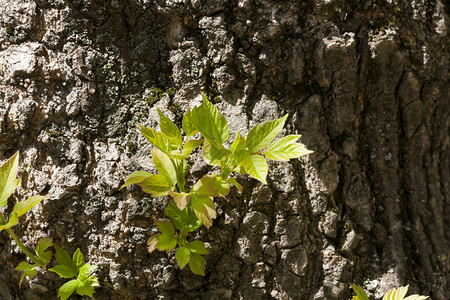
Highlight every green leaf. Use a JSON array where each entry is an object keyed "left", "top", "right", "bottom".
[
  {"left": 147, "top": 234, "right": 161, "bottom": 253},
  {"left": 138, "top": 174, "right": 173, "bottom": 197},
  {"left": 15, "top": 261, "right": 32, "bottom": 271},
  {"left": 76, "top": 276, "right": 98, "bottom": 297},
  {"left": 202, "top": 139, "right": 231, "bottom": 166},
  {"left": 188, "top": 252, "right": 207, "bottom": 276},
  {"left": 35, "top": 237, "right": 53, "bottom": 265},
  {"left": 191, "top": 196, "right": 216, "bottom": 228},
  {"left": 168, "top": 190, "right": 192, "bottom": 211},
  {"left": 54, "top": 245, "right": 74, "bottom": 269},
  {"left": 0, "top": 211, "right": 18, "bottom": 231},
  {"left": 265, "top": 135, "right": 313, "bottom": 161},
  {"left": 72, "top": 249, "right": 85, "bottom": 272},
  {"left": 164, "top": 202, "right": 202, "bottom": 232},
  {"left": 138, "top": 124, "right": 174, "bottom": 154},
  {"left": 156, "top": 232, "right": 177, "bottom": 253},
  {"left": 156, "top": 220, "right": 175, "bottom": 235},
  {"left": 78, "top": 264, "right": 98, "bottom": 281},
  {"left": 155, "top": 221, "right": 177, "bottom": 252},
  {"left": 49, "top": 265, "right": 77, "bottom": 279},
  {"left": 158, "top": 108, "right": 182, "bottom": 149},
  {"left": 184, "top": 241, "right": 209, "bottom": 255},
  {"left": 58, "top": 279, "right": 79, "bottom": 300},
  {"left": 21, "top": 267, "right": 38, "bottom": 286},
  {"left": 14, "top": 195, "right": 48, "bottom": 218},
  {"left": 182, "top": 107, "right": 198, "bottom": 137},
  {"left": 350, "top": 284, "right": 370, "bottom": 300},
  {"left": 230, "top": 131, "right": 246, "bottom": 153},
  {"left": 152, "top": 148, "right": 177, "bottom": 186},
  {"left": 190, "top": 93, "right": 229, "bottom": 144},
  {"left": 240, "top": 154, "right": 268, "bottom": 184},
  {"left": 121, "top": 171, "right": 153, "bottom": 189},
  {"left": 192, "top": 175, "right": 230, "bottom": 197},
  {"left": 172, "top": 158, "right": 188, "bottom": 193},
  {"left": 171, "top": 138, "right": 203, "bottom": 159},
  {"left": 176, "top": 246, "right": 190, "bottom": 269},
  {"left": 226, "top": 177, "right": 243, "bottom": 191},
  {"left": 0, "top": 151, "right": 21, "bottom": 207},
  {"left": 246, "top": 114, "right": 288, "bottom": 152}
]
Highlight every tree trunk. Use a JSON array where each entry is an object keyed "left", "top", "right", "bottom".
[{"left": 0, "top": 1, "right": 448, "bottom": 299}]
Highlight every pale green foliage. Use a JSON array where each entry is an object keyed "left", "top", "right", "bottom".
[
  {"left": 123, "top": 93, "right": 312, "bottom": 275},
  {"left": 349, "top": 284, "right": 429, "bottom": 300},
  {"left": 49, "top": 247, "right": 99, "bottom": 300},
  {"left": 0, "top": 152, "right": 99, "bottom": 298}
]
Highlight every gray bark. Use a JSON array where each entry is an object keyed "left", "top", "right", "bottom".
[{"left": 0, "top": 0, "right": 448, "bottom": 299}]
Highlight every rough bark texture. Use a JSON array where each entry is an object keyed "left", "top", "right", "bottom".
[{"left": 0, "top": 0, "right": 449, "bottom": 299}]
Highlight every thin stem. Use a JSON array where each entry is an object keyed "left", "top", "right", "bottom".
[
  {"left": 6, "top": 228, "right": 43, "bottom": 266},
  {"left": 0, "top": 212, "right": 43, "bottom": 266}
]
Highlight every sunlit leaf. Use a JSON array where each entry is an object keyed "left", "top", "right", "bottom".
[
  {"left": 158, "top": 108, "right": 182, "bottom": 149},
  {"left": 202, "top": 139, "right": 231, "bottom": 166},
  {"left": 171, "top": 139, "right": 203, "bottom": 159},
  {"left": 164, "top": 202, "right": 202, "bottom": 232},
  {"left": 53, "top": 244, "right": 74, "bottom": 269},
  {"left": 155, "top": 232, "right": 177, "bottom": 253},
  {"left": 226, "top": 177, "right": 243, "bottom": 191},
  {"left": 168, "top": 190, "right": 192, "bottom": 211},
  {"left": 182, "top": 107, "right": 198, "bottom": 137},
  {"left": 13, "top": 195, "right": 48, "bottom": 217},
  {"left": 138, "top": 174, "right": 173, "bottom": 197},
  {"left": 58, "top": 279, "right": 79, "bottom": 300},
  {"left": 240, "top": 154, "right": 268, "bottom": 184},
  {"left": 156, "top": 220, "right": 175, "bottom": 236},
  {"left": 0, "top": 151, "right": 20, "bottom": 207},
  {"left": 72, "top": 249, "right": 85, "bottom": 272},
  {"left": 121, "top": 171, "right": 153, "bottom": 189},
  {"left": 350, "top": 284, "right": 369, "bottom": 300},
  {"left": 188, "top": 252, "right": 207, "bottom": 276},
  {"left": 76, "top": 276, "right": 99, "bottom": 297},
  {"left": 138, "top": 124, "right": 174, "bottom": 154},
  {"left": 147, "top": 234, "right": 161, "bottom": 253},
  {"left": 152, "top": 148, "right": 177, "bottom": 186},
  {"left": 49, "top": 265, "right": 77, "bottom": 279},
  {"left": 191, "top": 196, "right": 216, "bottom": 228},
  {"left": 184, "top": 241, "right": 209, "bottom": 255},
  {"left": 246, "top": 114, "right": 288, "bottom": 153},
  {"left": 78, "top": 264, "right": 98, "bottom": 281},
  {"left": 190, "top": 93, "right": 229, "bottom": 144},
  {"left": 35, "top": 237, "right": 53, "bottom": 266},
  {"left": 192, "top": 175, "right": 230, "bottom": 197},
  {"left": 176, "top": 246, "right": 190, "bottom": 269},
  {"left": 265, "top": 134, "right": 313, "bottom": 161}
]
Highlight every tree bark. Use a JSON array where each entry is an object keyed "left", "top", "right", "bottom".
[{"left": 0, "top": 0, "right": 448, "bottom": 299}]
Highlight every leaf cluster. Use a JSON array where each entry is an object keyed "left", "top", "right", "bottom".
[
  {"left": 0, "top": 152, "right": 99, "bottom": 299},
  {"left": 349, "top": 284, "right": 429, "bottom": 300},
  {"left": 123, "top": 93, "right": 313, "bottom": 275}
]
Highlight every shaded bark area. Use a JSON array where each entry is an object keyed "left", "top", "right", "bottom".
[{"left": 0, "top": 0, "right": 448, "bottom": 299}]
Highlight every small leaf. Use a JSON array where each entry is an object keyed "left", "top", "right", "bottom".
[
  {"left": 156, "top": 220, "right": 175, "bottom": 236},
  {"left": 404, "top": 296, "right": 429, "bottom": 300},
  {"left": 13, "top": 195, "right": 48, "bottom": 217},
  {"left": 182, "top": 107, "right": 198, "bottom": 137},
  {"left": 152, "top": 148, "right": 177, "bottom": 186},
  {"left": 121, "top": 171, "right": 153, "bottom": 189},
  {"left": 188, "top": 253, "right": 207, "bottom": 276},
  {"left": 76, "top": 275, "right": 98, "bottom": 297},
  {"left": 226, "top": 177, "right": 243, "bottom": 191},
  {"left": 138, "top": 174, "right": 173, "bottom": 197},
  {"left": 171, "top": 138, "right": 203, "bottom": 159},
  {"left": 230, "top": 131, "right": 246, "bottom": 153},
  {"left": 21, "top": 267, "right": 38, "bottom": 286},
  {"left": 184, "top": 241, "right": 209, "bottom": 255},
  {"left": 176, "top": 246, "right": 190, "bottom": 269},
  {"left": 164, "top": 202, "right": 202, "bottom": 232},
  {"left": 192, "top": 175, "right": 230, "bottom": 197},
  {"left": 240, "top": 154, "right": 268, "bottom": 184},
  {"left": 190, "top": 93, "right": 229, "bottom": 144},
  {"left": 72, "top": 249, "right": 85, "bottom": 272},
  {"left": 58, "top": 279, "right": 79, "bottom": 300},
  {"left": 382, "top": 286, "right": 409, "bottom": 300},
  {"left": 0, "top": 211, "right": 18, "bottom": 231},
  {"left": 147, "top": 234, "right": 161, "bottom": 253},
  {"left": 191, "top": 196, "right": 216, "bottom": 228},
  {"left": 158, "top": 108, "right": 182, "bottom": 148},
  {"left": 138, "top": 124, "right": 174, "bottom": 154},
  {"left": 0, "top": 151, "right": 20, "bottom": 207},
  {"left": 15, "top": 261, "right": 32, "bottom": 271},
  {"left": 49, "top": 265, "right": 77, "bottom": 279},
  {"left": 155, "top": 232, "right": 177, "bottom": 253},
  {"left": 202, "top": 139, "right": 231, "bottom": 166},
  {"left": 35, "top": 237, "right": 53, "bottom": 266},
  {"left": 265, "top": 135, "right": 313, "bottom": 161},
  {"left": 78, "top": 264, "right": 98, "bottom": 281},
  {"left": 350, "top": 284, "right": 370, "bottom": 300},
  {"left": 246, "top": 114, "right": 288, "bottom": 152},
  {"left": 168, "top": 190, "right": 192, "bottom": 211},
  {"left": 53, "top": 244, "right": 74, "bottom": 269}
]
